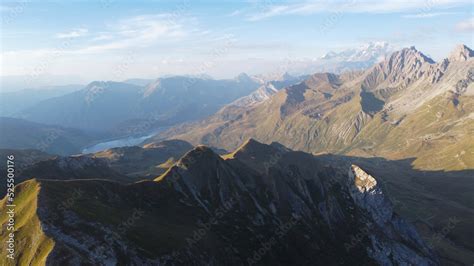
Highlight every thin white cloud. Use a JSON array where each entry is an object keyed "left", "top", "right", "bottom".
[
  {"left": 246, "top": 0, "right": 471, "bottom": 21},
  {"left": 455, "top": 17, "right": 474, "bottom": 32},
  {"left": 56, "top": 28, "right": 88, "bottom": 39},
  {"left": 76, "top": 14, "right": 190, "bottom": 53},
  {"left": 402, "top": 11, "right": 458, "bottom": 18},
  {"left": 92, "top": 33, "right": 114, "bottom": 41},
  {"left": 228, "top": 9, "right": 244, "bottom": 17}
]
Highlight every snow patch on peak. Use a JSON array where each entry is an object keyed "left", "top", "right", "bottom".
[
  {"left": 228, "top": 83, "right": 279, "bottom": 108},
  {"left": 321, "top": 41, "right": 393, "bottom": 63}
]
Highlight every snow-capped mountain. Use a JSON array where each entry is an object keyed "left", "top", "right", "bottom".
[
  {"left": 278, "top": 42, "right": 395, "bottom": 75},
  {"left": 320, "top": 41, "right": 393, "bottom": 63},
  {"left": 228, "top": 83, "right": 279, "bottom": 108}
]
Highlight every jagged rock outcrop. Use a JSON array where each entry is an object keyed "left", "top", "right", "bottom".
[
  {"left": 348, "top": 165, "right": 437, "bottom": 265},
  {"left": 449, "top": 44, "right": 474, "bottom": 62},
  {"left": 348, "top": 164, "right": 392, "bottom": 225},
  {"left": 228, "top": 83, "right": 279, "bottom": 108}
]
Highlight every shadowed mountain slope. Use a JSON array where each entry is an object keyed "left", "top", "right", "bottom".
[
  {"left": 0, "top": 117, "right": 95, "bottom": 155},
  {"left": 0, "top": 140, "right": 439, "bottom": 265}
]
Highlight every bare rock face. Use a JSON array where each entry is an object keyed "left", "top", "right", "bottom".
[
  {"left": 348, "top": 164, "right": 393, "bottom": 225},
  {"left": 449, "top": 44, "right": 474, "bottom": 62},
  {"left": 229, "top": 83, "right": 279, "bottom": 108},
  {"left": 347, "top": 165, "right": 438, "bottom": 266}
]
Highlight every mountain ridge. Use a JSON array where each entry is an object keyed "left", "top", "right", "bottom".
[
  {"left": 0, "top": 140, "right": 438, "bottom": 265},
  {"left": 149, "top": 44, "right": 474, "bottom": 171}
]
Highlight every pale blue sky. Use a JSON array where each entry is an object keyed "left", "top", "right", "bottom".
[{"left": 1, "top": 0, "right": 473, "bottom": 82}]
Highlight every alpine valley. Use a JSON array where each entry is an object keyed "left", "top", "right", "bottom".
[{"left": 1, "top": 44, "right": 473, "bottom": 266}]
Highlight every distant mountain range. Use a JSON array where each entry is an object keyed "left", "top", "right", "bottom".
[
  {"left": 17, "top": 75, "right": 262, "bottom": 135},
  {"left": 0, "top": 84, "right": 83, "bottom": 116},
  {"left": 150, "top": 44, "right": 474, "bottom": 171},
  {"left": 278, "top": 42, "right": 395, "bottom": 76},
  {"left": 0, "top": 117, "right": 95, "bottom": 155},
  {"left": 320, "top": 42, "right": 393, "bottom": 62}
]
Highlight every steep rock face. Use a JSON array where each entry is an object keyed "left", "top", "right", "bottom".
[
  {"left": 0, "top": 140, "right": 437, "bottom": 265},
  {"left": 361, "top": 46, "right": 435, "bottom": 93},
  {"left": 348, "top": 165, "right": 437, "bottom": 265},
  {"left": 228, "top": 83, "right": 279, "bottom": 108},
  {"left": 449, "top": 44, "right": 474, "bottom": 62},
  {"left": 348, "top": 165, "right": 392, "bottom": 225}
]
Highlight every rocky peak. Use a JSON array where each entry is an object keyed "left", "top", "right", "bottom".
[
  {"left": 177, "top": 145, "right": 220, "bottom": 169},
  {"left": 228, "top": 139, "right": 289, "bottom": 175},
  {"left": 227, "top": 83, "right": 279, "bottom": 108},
  {"left": 347, "top": 165, "right": 393, "bottom": 226},
  {"left": 280, "top": 72, "right": 295, "bottom": 81},
  {"left": 346, "top": 164, "right": 438, "bottom": 265},
  {"left": 392, "top": 46, "right": 435, "bottom": 65},
  {"left": 362, "top": 46, "right": 435, "bottom": 90},
  {"left": 234, "top": 138, "right": 267, "bottom": 153},
  {"left": 350, "top": 164, "right": 377, "bottom": 192},
  {"left": 305, "top": 72, "right": 341, "bottom": 89},
  {"left": 230, "top": 138, "right": 277, "bottom": 158},
  {"left": 449, "top": 44, "right": 473, "bottom": 62},
  {"left": 235, "top": 72, "right": 253, "bottom": 83}
]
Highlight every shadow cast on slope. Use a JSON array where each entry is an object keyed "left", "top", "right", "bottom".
[{"left": 314, "top": 154, "right": 474, "bottom": 265}]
